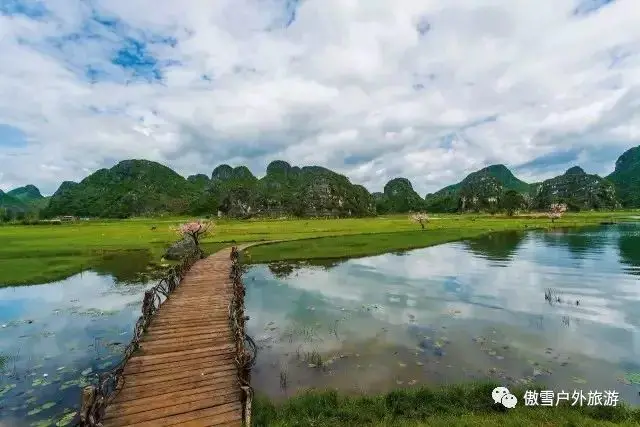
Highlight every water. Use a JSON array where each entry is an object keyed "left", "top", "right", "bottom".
[
  {"left": 245, "top": 223, "right": 640, "bottom": 404},
  {"left": 0, "top": 252, "right": 158, "bottom": 426}
]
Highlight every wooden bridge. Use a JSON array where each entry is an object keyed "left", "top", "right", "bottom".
[{"left": 80, "top": 245, "right": 256, "bottom": 427}]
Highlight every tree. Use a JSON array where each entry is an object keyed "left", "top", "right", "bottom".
[
  {"left": 409, "top": 212, "right": 430, "bottom": 230},
  {"left": 548, "top": 203, "right": 567, "bottom": 223},
  {"left": 500, "top": 190, "right": 525, "bottom": 216},
  {"left": 177, "top": 220, "right": 212, "bottom": 246},
  {"left": 0, "top": 208, "right": 11, "bottom": 223}
]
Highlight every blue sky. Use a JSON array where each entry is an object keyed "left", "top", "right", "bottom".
[{"left": 0, "top": 0, "right": 639, "bottom": 195}]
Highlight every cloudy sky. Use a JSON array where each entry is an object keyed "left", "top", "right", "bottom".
[{"left": 0, "top": 0, "right": 639, "bottom": 196}]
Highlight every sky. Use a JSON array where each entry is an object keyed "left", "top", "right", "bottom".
[{"left": 0, "top": 0, "right": 639, "bottom": 196}]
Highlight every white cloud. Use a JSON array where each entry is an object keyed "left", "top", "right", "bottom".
[{"left": 0, "top": 0, "right": 639, "bottom": 195}]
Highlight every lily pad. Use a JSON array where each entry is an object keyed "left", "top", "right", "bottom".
[
  {"left": 0, "top": 383, "right": 17, "bottom": 397},
  {"left": 32, "top": 378, "right": 51, "bottom": 387},
  {"left": 624, "top": 372, "right": 640, "bottom": 385},
  {"left": 27, "top": 407, "right": 43, "bottom": 416},
  {"left": 56, "top": 411, "right": 76, "bottom": 427}
]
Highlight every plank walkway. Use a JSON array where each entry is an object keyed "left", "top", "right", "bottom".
[{"left": 102, "top": 246, "right": 250, "bottom": 427}]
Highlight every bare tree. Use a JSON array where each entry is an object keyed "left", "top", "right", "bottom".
[
  {"left": 177, "top": 220, "right": 212, "bottom": 246},
  {"left": 409, "top": 212, "right": 430, "bottom": 230},
  {"left": 547, "top": 203, "right": 567, "bottom": 223}
]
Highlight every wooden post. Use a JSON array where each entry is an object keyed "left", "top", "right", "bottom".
[{"left": 80, "top": 385, "right": 97, "bottom": 425}]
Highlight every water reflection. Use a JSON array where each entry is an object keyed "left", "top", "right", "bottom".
[
  {"left": 462, "top": 231, "right": 525, "bottom": 264},
  {"left": 246, "top": 224, "right": 640, "bottom": 404},
  {"left": 0, "top": 273, "right": 150, "bottom": 425},
  {"left": 267, "top": 259, "right": 347, "bottom": 279},
  {"left": 539, "top": 226, "right": 609, "bottom": 260},
  {"left": 617, "top": 223, "right": 640, "bottom": 276},
  {"left": 91, "top": 250, "right": 154, "bottom": 284}
]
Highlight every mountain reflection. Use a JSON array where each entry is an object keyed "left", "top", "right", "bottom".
[
  {"left": 539, "top": 226, "right": 608, "bottom": 259},
  {"left": 91, "top": 249, "right": 154, "bottom": 284},
  {"left": 462, "top": 230, "right": 526, "bottom": 264},
  {"left": 617, "top": 224, "right": 640, "bottom": 275},
  {"left": 267, "top": 258, "right": 347, "bottom": 279}
]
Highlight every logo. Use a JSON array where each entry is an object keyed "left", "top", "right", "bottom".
[{"left": 492, "top": 386, "right": 518, "bottom": 409}]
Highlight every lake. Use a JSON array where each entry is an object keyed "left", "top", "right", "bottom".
[
  {"left": 1, "top": 224, "right": 639, "bottom": 426},
  {"left": 245, "top": 223, "right": 640, "bottom": 404}
]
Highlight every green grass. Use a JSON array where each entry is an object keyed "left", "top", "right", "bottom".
[
  {"left": 252, "top": 382, "right": 640, "bottom": 426},
  {"left": 243, "top": 211, "right": 633, "bottom": 263},
  {"left": 0, "top": 211, "right": 636, "bottom": 286}
]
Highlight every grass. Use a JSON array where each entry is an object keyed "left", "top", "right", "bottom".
[
  {"left": 252, "top": 382, "right": 640, "bottom": 426},
  {"left": 0, "top": 211, "right": 636, "bottom": 286}
]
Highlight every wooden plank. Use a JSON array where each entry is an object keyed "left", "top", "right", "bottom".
[
  {"left": 145, "top": 324, "right": 229, "bottom": 336},
  {"left": 143, "top": 328, "right": 231, "bottom": 341},
  {"left": 123, "top": 353, "right": 234, "bottom": 375},
  {"left": 148, "top": 318, "right": 229, "bottom": 327},
  {"left": 108, "top": 402, "right": 242, "bottom": 427},
  {"left": 139, "top": 332, "right": 234, "bottom": 348},
  {"left": 137, "top": 337, "right": 234, "bottom": 355},
  {"left": 107, "top": 381, "right": 238, "bottom": 414},
  {"left": 109, "top": 371, "right": 238, "bottom": 404},
  {"left": 128, "top": 344, "right": 234, "bottom": 365},
  {"left": 104, "top": 389, "right": 240, "bottom": 425},
  {"left": 123, "top": 364, "right": 236, "bottom": 387}
]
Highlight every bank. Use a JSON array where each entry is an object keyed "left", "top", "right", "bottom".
[
  {"left": 0, "top": 211, "right": 635, "bottom": 286},
  {"left": 251, "top": 382, "right": 640, "bottom": 426}
]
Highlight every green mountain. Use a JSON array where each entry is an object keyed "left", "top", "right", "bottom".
[
  {"left": 530, "top": 166, "right": 619, "bottom": 211},
  {"left": 424, "top": 164, "right": 530, "bottom": 212},
  {"left": 186, "top": 174, "right": 210, "bottom": 189},
  {"left": 205, "top": 164, "right": 259, "bottom": 217},
  {"left": 211, "top": 161, "right": 376, "bottom": 218},
  {"left": 44, "top": 160, "right": 198, "bottom": 218},
  {"left": 0, "top": 190, "right": 27, "bottom": 211},
  {"left": 6, "top": 184, "right": 49, "bottom": 211},
  {"left": 375, "top": 178, "right": 425, "bottom": 213},
  {"left": 44, "top": 159, "right": 376, "bottom": 219},
  {"left": 25, "top": 145, "right": 640, "bottom": 219},
  {"left": 7, "top": 184, "right": 42, "bottom": 201},
  {"left": 607, "top": 145, "right": 640, "bottom": 208}
]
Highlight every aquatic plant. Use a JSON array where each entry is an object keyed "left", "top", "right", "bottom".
[
  {"left": 279, "top": 369, "right": 288, "bottom": 390},
  {"left": 305, "top": 349, "right": 323, "bottom": 368},
  {"left": 544, "top": 288, "right": 560, "bottom": 304},
  {"left": 328, "top": 319, "right": 340, "bottom": 341}
]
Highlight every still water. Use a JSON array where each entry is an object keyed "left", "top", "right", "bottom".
[
  {"left": 245, "top": 224, "right": 640, "bottom": 404},
  {"left": 0, "top": 252, "right": 156, "bottom": 426}
]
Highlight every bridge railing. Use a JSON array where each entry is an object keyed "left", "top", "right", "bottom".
[
  {"left": 77, "top": 247, "right": 203, "bottom": 426},
  {"left": 229, "top": 246, "right": 257, "bottom": 426}
]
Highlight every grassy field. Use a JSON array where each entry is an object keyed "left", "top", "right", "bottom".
[
  {"left": 252, "top": 382, "right": 640, "bottom": 426},
  {"left": 0, "top": 211, "right": 636, "bottom": 286}
]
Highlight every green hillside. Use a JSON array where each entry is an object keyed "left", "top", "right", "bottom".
[{"left": 607, "top": 145, "right": 640, "bottom": 208}]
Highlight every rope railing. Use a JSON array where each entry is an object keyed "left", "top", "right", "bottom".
[
  {"left": 229, "top": 246, "right": 257, "bottom": 426},
  {"left": 77, "top": 247, "right": 204, "bottom": 426}
]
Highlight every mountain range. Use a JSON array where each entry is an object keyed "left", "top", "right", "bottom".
[{"left": 1, "top": 145, "right": 639, "bottom": 219}]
